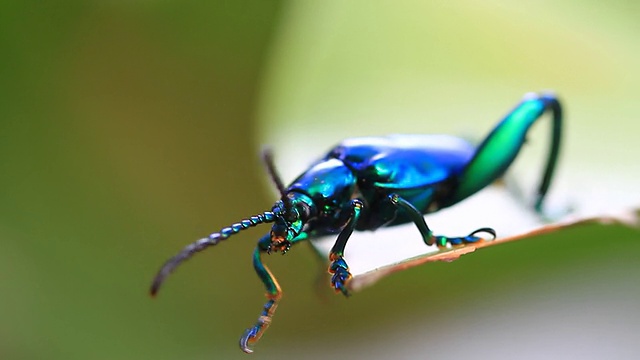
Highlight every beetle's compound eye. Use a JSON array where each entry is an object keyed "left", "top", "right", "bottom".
[
  {"left": 295, "top": 201, "right": 311, "bottom": 221},
  {"left": 285, "top": 207, "right": 299, "bottom": 223}
]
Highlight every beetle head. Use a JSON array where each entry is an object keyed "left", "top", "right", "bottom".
[
  {"left": 150, "top": 190, "right": 317, "bottom": 296},
  {"left": 270, "top": 192, "right": 316, "bottom": 243}
]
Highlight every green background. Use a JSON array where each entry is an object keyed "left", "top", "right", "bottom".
[{"left": 1, "top": 1, "right": 638, "bottom": 359}]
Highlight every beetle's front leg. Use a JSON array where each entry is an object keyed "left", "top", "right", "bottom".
[
  {"left": 388, "top": 194, "right": 496, "bottom": 248},
  {"left": 239, "top": 238, "right": 281, "bottom": 353},
  {"left": 328, "top": 199, "right": 363, "bottom": 296},
  {"left": 240, "top": 232, "right": 309, "bottom": 353}
]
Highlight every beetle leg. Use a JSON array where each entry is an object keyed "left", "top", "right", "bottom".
[
  {"left": 240, "top": 238, "right": 282, "bottom": 353},
  {"left": 388, "top": 194, "right": 496, "bottom": 248},
  {"left": 328, "top": 199, "right": 364, "bottom": 296},
  {"left": 449, "top": 93, "right": 562, "bottom": 213},
  {"left": 239, "top": 232, "right": 311, "bottom": 353},
  {"left": 431, "top": 227, "right": 496, "bottom": 248}
]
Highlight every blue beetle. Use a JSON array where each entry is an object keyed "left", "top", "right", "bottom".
[{"left": 151, "top": 92, "right": 562, "bottom": 353}]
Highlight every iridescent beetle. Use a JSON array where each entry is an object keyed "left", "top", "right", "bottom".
[{"left": 150, "top": 92, "right": 562, "bottom": 353}]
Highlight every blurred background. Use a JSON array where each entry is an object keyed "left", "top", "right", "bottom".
[{"left": 1, "top": 1, "right": 638, "bottom": 359}]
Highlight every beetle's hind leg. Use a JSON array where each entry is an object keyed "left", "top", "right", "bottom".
[
  {"left": 328, "top": 199, "right": 364, "bottom": 297},
  {"left": 388, "top": 194, "right": 496, "bottom": 248},
  {"left": 448, "top": 93, "right": 563, "bottom": 213}
]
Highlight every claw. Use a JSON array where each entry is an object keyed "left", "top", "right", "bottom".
[
  {"left": 331, "top": 271, "right": 352, "bottom": 296},
  {"left": 457, "top": 227, "right": 496, "bottom": 244},
  {"left": 468, "top": 227, "right": 497, "bottom": 240},
  {"left": 434, "top": 227, "right": 497, "bottom": 248},
  {"left": 239, "top": 327, "right": 258, "bottom": 354}
]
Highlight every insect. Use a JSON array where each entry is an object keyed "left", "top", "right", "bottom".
[{"left": 150, "top": 92, "right": 562, "bottom": 353}]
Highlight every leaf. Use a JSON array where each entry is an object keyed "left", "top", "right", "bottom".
[{"left": 309, "top": 184, "right": 639, "bottom": 292}]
